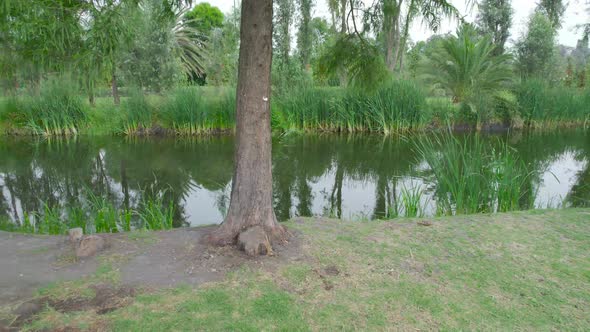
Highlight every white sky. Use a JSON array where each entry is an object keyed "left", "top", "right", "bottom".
[{"left": 198, "top": 0, "right": 589, "bottom": 47}]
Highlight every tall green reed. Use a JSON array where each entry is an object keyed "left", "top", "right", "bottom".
[
  {"left": 136, "top": 194, "right": 175, "bottom": 230},
  {"left": 161, "top": 86, "right": 235, "bottom": 135},
  {"left": 273, "top": 80, "right": 427, "bottom": 133},
  {"left": 121, "top": 88, "right": 153, "bottom": 135},
  {"left": 517, "top": 80, "right": 590, "bottom": 127},
  {"left": 414, "top": 132, "right": 536, "bottom": 215},
  {"left": 10, "top": 78, "right": 89, "bottom": 136}
]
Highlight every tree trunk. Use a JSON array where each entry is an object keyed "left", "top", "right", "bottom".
[
  {"left": 88, "top": 92, "right": 95, "bottom": 107},
  {"left": 13, "top": 76, "right": 19, "bottom": 94},
  {"left": 207, "top": 0, "right": 286, "bottom": 255},
  {"left": 383, "top": 0, "right": 402, "bottom": 72},
  {"left": 340, "top": 0, "right": 347, "bottom": 34},
  {"left": 112, "top": 71, "right": 120, "bottom": 106}
]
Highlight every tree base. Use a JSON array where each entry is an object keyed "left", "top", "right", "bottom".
[
  {"left": 207, "top": 221, "right": 288, "bottom": 256},
  {"left": 237, "top": 226, "right": 272, "bottom": 256}
]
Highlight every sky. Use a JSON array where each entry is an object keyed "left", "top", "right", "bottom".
[{"left": 197, "top": 0, "right": 589, "bottom": 47}]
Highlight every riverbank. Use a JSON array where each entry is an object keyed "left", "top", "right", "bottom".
[
  {"left": 1, "top": 209, "right": 589, "bottom": 330},
  {"left": 1, "top": 83, "right": 589, "bottom": 137}
]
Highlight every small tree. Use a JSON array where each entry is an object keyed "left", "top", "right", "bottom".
[
  {"left": 184, "top": 2, "right": 224, "bottom": 34},
  {"left": 516, "top": 11, "right": 556, "bottom": 79},
  {"left": 420, "top": 25, "right": 513, "bottom": 121},
  {"left": 475, "top": 0, "right": 514, "bottom": 55}
]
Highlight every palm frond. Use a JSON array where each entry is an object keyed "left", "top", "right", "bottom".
[
  {"left": 419, "top": 24, "right": 513, "bottom": 104},
  {"left": 172, "top": 10, "right": 208, "bottom": 76}
]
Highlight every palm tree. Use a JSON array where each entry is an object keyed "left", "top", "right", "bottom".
[
  {"left": 420, "top": 24, "right": 513, "bottom": 112},
  {"left": 172, "top": 9, "right": 208, "bottom": 78}
]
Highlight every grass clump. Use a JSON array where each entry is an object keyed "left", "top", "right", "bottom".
[
  {"left": 162, "top": 86, "right": 235, "bottom": 135},
  {"left": 136, "top": 194, "right": 175, "bottom": 230},
  {"left": 121, "top": 89, "right": 153, "bottom": 135},
  {"left": 0, "top": 78, "right": 88, "bottom": 135},
  {"left": 0, "top": 193, "right": 175, "bottom": 235},
  {"left": 517, "top": 79, "right": 590, "bottom": 127},
  {"left": 415, "top": 132, "right": 536, "bottom": 215},
  {"left": 274, "top": 80, "right": 427, "bottom": 134}
]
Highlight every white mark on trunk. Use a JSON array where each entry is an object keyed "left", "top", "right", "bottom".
[{"left": 263, "top": 96, "right": 268, "bottom": 102}]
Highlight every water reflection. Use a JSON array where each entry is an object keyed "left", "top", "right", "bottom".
[{"left": 0, "top": 131, "right": 588, "bottom": 227}]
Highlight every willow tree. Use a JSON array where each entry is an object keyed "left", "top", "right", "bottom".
[
  {"left": 83, "top": 0, "right": 132, "bottom": 105},
  {"left": 208, "top": 0, "right": 287, "bottom": 256}
]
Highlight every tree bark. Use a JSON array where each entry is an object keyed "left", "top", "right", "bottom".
[
  {"left": 88, "top": 92, "right": 95, "bottom": 107},
  {"left": 383, "top": 0, "right": 402, "bottom": 72},
  {"left": 112, "top": 71, "right": 120, "bottom": 106},
  {"left": 207, "top": 0, "right": 286, "bottom": 255}
]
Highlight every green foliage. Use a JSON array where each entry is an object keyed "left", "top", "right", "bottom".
[
  {"left": 475, "top": 0, "right": 514, "bottom": 55},
  {"left": 119, "top": 1, "right": 185, "bottom": 92},
  {"left": 0, "top": 191, "right": 174, "bottom": 235},
  {"left": 296, "top": 0, "right": 313, "bottom": 68},
  {"left": 400, "top": 185, "right": 426, "bottom": 217},
  {"left": 274, "top": 80, "right": 426, "bottom": 133},
  {"left": 420, "top": 25, "right": 513, "bottom": 123},
  {"left": 516, "top": 11, "right": 557, "bottom": 79},
  {"left": 137, "top": 194, "right": 175, "bottom": 230},
  {"left": 415, "top": 133, "right": 536, "bottom": 215},
  {"left": 318, "top": 36, "right": 389, "bottom": 90},
  {"left": 516, "top": 79, "right": 590, "bottom": 126},
  {"left": 184, "top": 2, "right": 224, "bottom": 34},
  {"left": 162, "top": 86, "right": 235, "bottom": 134},
  {"left": 15, "top": 78, "right": 89, "bottom": 136},
  {"left": 122, "top": 89, "right": 153, "bottom": 133},
  {"left": 537, "top": 0, "right": 566, "bottom": 28},
  {"left": 202, "top": 9, "right": 240, "bottom": 85}
]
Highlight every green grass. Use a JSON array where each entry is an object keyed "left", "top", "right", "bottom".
[
  {"left": 120, "top": 89, "right": 154, "bottom": 135},
  {"left": 10, "top": 209, "right": 590, "bottom": 331}
]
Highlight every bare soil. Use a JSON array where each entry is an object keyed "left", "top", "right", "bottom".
[{"left": 0, "top": 226, "right": 304, "bottom": 306}]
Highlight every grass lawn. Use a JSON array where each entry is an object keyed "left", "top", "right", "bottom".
[{"left": 6, "top": 209, "right": 590, "bottom": 331}]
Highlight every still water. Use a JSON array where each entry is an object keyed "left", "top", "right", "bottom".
[{"left": 0, "top": 131, "right": 588, "bottom": 227}]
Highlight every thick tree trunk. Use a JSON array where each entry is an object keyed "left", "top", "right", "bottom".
[
  {"left": 208, "top": 0, "right": 286, "bottom": 255},
  {"left": 112, "top": 72, "right": 120, "bottom": 106}
]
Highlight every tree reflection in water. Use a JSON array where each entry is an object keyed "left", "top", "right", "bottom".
[{"left": 0, "top": 131, "right": 588, "bottom": 229}]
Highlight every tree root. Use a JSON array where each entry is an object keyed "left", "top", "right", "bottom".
[{"left": 206, "top": 223, "right": 288, "bottom": 256}]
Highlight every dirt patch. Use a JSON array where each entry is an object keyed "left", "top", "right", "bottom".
[
  {"left": 6, "top": 284, "right": 136, "bottom": 329},
  {"left": 0, "top": 226, "right": 305, "bottom": 306}
]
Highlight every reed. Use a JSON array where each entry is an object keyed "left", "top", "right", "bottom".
[
  {"left": 517, "top": 80, "right": 590, "bottom": 127},
  {"left": 161, "top": 86, "right": 235, "bottom": 135},
  {"left": 0, "top": 190, "right": 174, "bottom": 234},
  {"left": 273, "top": 80, "right": 427, "bottom": 133},
  {"left": 136, "top": 195, "right": 175, "bottom": 230},
  {"left": 414, "top": 132, "right": 536, "bottom": 215},
  {"left": 121, "top": 89, "right": 153, "bottom": 135},
  {"left": 1, "top": 78, "right": 89, "bottom": 136},
  {"left": 399, "top": 184, "right": 427, "bottom": 217}
]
